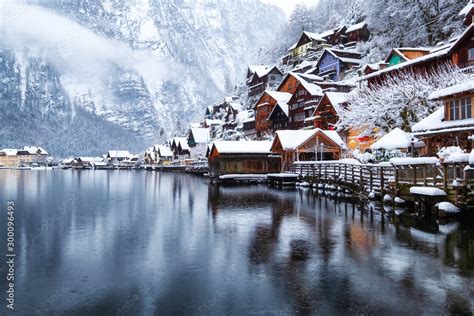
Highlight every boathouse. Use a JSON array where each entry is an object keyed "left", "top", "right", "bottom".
[
  {"left": 208, "top": 141, "right": 280, "bottom": 177},
  {"left": 270, "top": 129, "right": 345, "bottom": 171}
]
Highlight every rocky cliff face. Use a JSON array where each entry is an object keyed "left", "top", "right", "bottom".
[{"left": 0, "top": 0, "right": 285, "bottom": 156}]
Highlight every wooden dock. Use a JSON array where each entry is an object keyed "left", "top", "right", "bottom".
[{"left": 267, "top": 173, "right": 299, "bottom": 187}]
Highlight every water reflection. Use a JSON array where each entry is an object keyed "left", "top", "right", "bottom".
[{"left": 0, "top": 171, "right": 471, "bottom": 315}]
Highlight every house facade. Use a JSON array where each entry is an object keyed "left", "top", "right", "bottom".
[
  {"left": 254, "top": 90, "right": 292, "bottom": 138},
  {"left": 412, "top": 81, "right": 474, "bottom": 155}
]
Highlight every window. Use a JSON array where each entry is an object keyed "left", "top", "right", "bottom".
[
  {"left": 270, "top": 76, "right": 276, "bottom": 80},
  {"left": 461, "top": 97, "right": 472, "bottom": 119},
  {"left": 298, "top": 89, "right": 306, "bottom": 97},
  {"left": 449, "top": 100, "right": 462, "bottom": 120},
  {"left": 469, "top": 48, "right": 474, "bottom": 61}
]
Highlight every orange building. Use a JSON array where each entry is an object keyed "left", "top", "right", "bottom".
[{"left": 254, "top": 90, "right": 292, "bottom": 138}]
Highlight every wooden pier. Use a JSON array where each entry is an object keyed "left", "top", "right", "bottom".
[{"left": 267, "top": 173, "right": 299, "bottom": 187}]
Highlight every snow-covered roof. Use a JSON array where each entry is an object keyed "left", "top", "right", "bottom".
[
  {"left": 77, "top": 157, "right": 103, "bottom": 163},
  {"left": 299, "top": 79, "right": 324, "bottom": 96},
  {"left": 371, "top": 128, "right": 411, "bottom": 150},
  {"left": 248, "top": 65, "right": 280, "bottom": 78},
  {"left": 460, "top": 1, "right": 474, "bottom": 16},
  {"left": 268, "top": 102, "right": 289, "bottom": 119},
  {"left": 108, "top": 150, "right": 131, "bottom": 158},
  {"left": 190, "top": 127, "right": 211, "bottom": 144},
  {"left": 205, "top": 119, "right": 223, "bottom": 126},
  {"left": 325, "top": 92, "right": 347, "bottom": 108},
  {"left": 156, "top": 145, "right": 173, "bottom": 157},
  {"left": 346, "top": 21, "right": 367, "bottom": 33},
  {"left": 428, "top": 80, "right": 474, "bottom": 100},
  {"left": 274, "top": 129, "right": 345, "bottom": 151},
  {"left": 412, "top": 107, "right": 474, "bottom": 133},
  {"left": 303, "top": 31, "right": 326, "bottom": 42},
  {"left": 266, "top": 91, "right": 292, "bottom": 105},
  {"left": 211, "top": 141, "right": 273, "bottom": 155},
  {"left": 20, "top": 146, "right": 48, "bottom": 155},
  {"left": 1, "top": 149, "right": 19, "bottom": 156}
]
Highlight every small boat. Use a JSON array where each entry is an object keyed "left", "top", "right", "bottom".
[{"left": 17, "top": 164, "right": 31, "bottom": 170}]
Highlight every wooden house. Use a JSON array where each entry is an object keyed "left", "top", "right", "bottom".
[
  {"left": 316, "top": 48, "right": 362, "bottom": 82},
  {"left": 364, "top": 24, "right": 474, "bottom": 86},
  {"left": 287, "top": 79, "right": 324, "bottom": 130},
  {"left": 308, "top": 92, "right": 348, "bottom": 129},
  {"left": 246, "top": 65, "right": 283, "bottom": 99},
  {"left": 242, "top": 117, "right": 256, "bottom": 138},
  {"left": 254, "top": 90, "right": 292, "bottom": 138},
  {"left": 268, "top": 103, "right": 289, "bottom": 131},
  {"left": 384, "top": 48, "right": 431, "bottom": 68},
  {"left": 270, "top": 129, "right": 345, "bottom": 171},
  {"left": 344, "top": 21, "right": 370, "bottom": 46},
  {"left": 276, "top": 72, "right": 322, "bottom": 95},
  {"left": 289, "top": 32, "right": 329, "bottom": 63},
  {"left": 412, "top": 80, "right": 474, "bottom": 155},
  {"left": 154, "top": 145, "right": 173, "bottom": 164},
  {"left": 107, "top": 150, "right": 131, "bottom": 165},
  {"left": 208, "top": 141, "right": 280, "bottom": 177},
  {"left": 319, "top": 26, "right": 347, "bottom": 46}
]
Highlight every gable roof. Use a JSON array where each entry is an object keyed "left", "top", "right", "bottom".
[
  {"left": 276, "top": 72, "right": 323, "bottom": 93},
  {"left": 370, "top": 128, "right": 411, "bottom": 150},
  {"left": 20, "top": 146, "right": 48, "bottom": 155},
  {"left": 189, "top": 127, "right": 211, "bottom": 144},
  {"left": 268, "top": 102, "right": 289, "bottom": 120},
  {"left": 107, "top": 150, "right": 130, "bottom": 158},
  {"left": 156, "top": 145, "right": 173, "bottom": 157},
  {"left": 346, "top": 21, "right": 367, "bottom": 33},
  {"left": 211, "top": 141, "right": 273, "bottom": 155},
  {"left": 248, "top": 65, "right": 282, "bottom": 79},
  {"left": 317, "top": 48, "right": 362, "bottom": 68},
  {"left": 272, "top": 129, "right": 345, "bottom": 151},
  {"left": 429, "top": 80, "right": 474, "bottom": 100}
]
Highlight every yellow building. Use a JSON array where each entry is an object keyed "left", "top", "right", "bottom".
[{"left": 0, "top": 149, "right": 20, "bottom": 168}]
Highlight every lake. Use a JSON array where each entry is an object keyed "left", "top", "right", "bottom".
[{"left": 0, "top": 170, "right": 472, "bottom": 315}]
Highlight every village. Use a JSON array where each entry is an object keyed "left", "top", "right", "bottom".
[
  {"left": 2, "top": 3, "right": 474, "bottom": 214},
  {"left": 142, "top": 3, "right": 474, "bottom": 213}
]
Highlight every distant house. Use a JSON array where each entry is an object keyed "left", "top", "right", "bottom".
[
  {"left": 384, "top": 48, "right": 431, "bottom": 68},
  {"left": 107, "top": 150, "right": 131, "bottom": 164},
  {"left": 188, "top": 127, "right": 211, "bottom": 158},
  {"left": 208, "top": 141, "right": 280, "bottom": 177},
  {"left": 0, "top": 149, "right": 19, "bottom": 168},
  {"left": 270, "top": 129, "right": 345, "bottom": 171},
  {"left": 254, "top": 90, "right": 292, "bottom": 138},
  {"left": 316, "top": 48, "right": 362, "bottom": 82},
  {"left": 144, "top": 147, "right": 155, "bottom": 165},
  {"left": 344, "top": 21, "right": 370, "bottom": 46},
  {"left": 287, "top": 31, "right": 330, "bottom": 66},
  {"left": 287, "top": 79, "right": 324, "bottom": 130},
  {"left": 246, "top": 65, "right": 283, "bottom": 99},
  {"left": 242, "top": 117, "right": 256, "bottom": 139},
  {"left": 153, "top": 145, "right": 173, "bottom": 164},
  {"left": 268, "top": 102, "right": 289, "bottom": 132},
  {"left": 277, "top": 72, "right": 322, "bottom": 95},
  {"left": 412, "top": 80, "right": 474, "bottom": 155},
  {"left": 17, "top": 146, "right": 49, "bottom": 165},
  {"left": 363, "top": 24, "right": 474, "bottom": 86}
]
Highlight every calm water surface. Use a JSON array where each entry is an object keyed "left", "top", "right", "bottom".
[{"left": 0, "top": 170, "right": 472, "bottom": 315}]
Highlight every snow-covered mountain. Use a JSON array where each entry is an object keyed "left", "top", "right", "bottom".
[{"left": 0, "top": 0, "right": 285, "bottom": 156}]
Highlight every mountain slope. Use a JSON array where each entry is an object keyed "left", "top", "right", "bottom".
[{"left": 0, "top": 0, "right": 285, "bottom": 156}]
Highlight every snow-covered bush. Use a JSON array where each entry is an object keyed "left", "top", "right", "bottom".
[{"left": 337, "top": 64, "right": 470, "bottom": 133}]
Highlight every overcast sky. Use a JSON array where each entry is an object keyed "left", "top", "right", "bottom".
[{"left": 262, "top": 0, "right": 318, "bottom": 18}]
